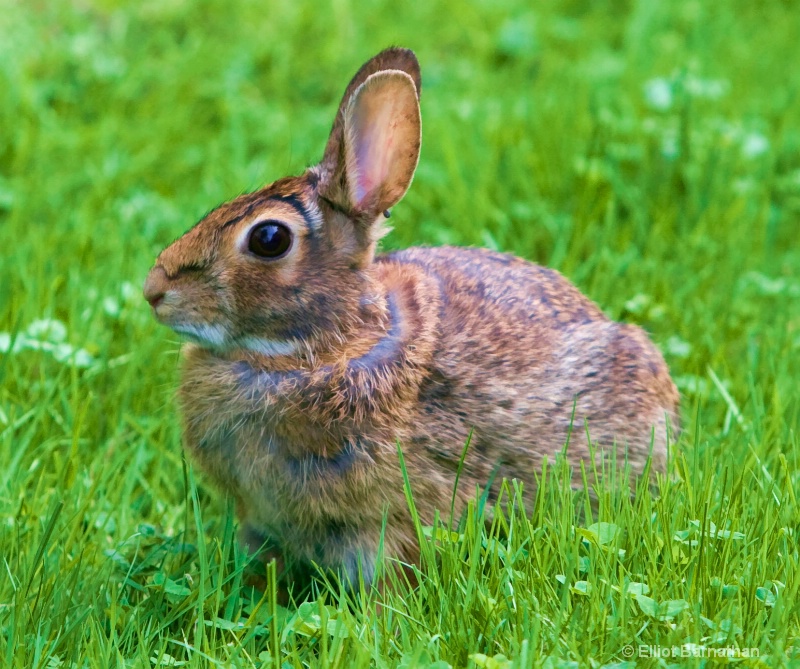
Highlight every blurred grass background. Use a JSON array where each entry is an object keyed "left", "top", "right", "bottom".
[{"left": 1, "top": 0, "right": 799, "bottom": 666}]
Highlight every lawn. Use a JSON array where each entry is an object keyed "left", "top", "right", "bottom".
[{"left": 1, "top": 0, "right": 799, "bottom": 666}]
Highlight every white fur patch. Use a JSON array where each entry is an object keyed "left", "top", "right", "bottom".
[
  {"left": 172, "top": 323, "right": 228, "bottom": 348},
  {"left": 238, "top": 336, "right": 298, "bottom": 357},
  {"left": 170, "top": 323, "right": 297, "bottom": 357}
]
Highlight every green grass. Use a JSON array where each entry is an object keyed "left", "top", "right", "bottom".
[{"left": 2, "top": 0, "right": 800, "bottom": 666}]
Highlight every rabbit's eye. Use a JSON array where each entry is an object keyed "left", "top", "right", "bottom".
[{"left": 248, "top": 222, "right": 292, "bottom": 259}]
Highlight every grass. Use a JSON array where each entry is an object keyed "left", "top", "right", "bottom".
[{"left": 1, "top": 0, "right": 799, "bottom": 666}]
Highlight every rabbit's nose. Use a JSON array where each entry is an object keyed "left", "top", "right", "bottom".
[
  {"left": 143, "top": 267, "right": 167, "bottom": 308},
  {"left": 146, "top": 291, "right": 165, "bottom": 308}
]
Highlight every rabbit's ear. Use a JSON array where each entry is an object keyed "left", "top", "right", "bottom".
[
  {"left": 321, "top": 48, "right": 421, "bottom": 174},
  {"left": 343, "top": 71, "right": 421, "bottom": 215}
]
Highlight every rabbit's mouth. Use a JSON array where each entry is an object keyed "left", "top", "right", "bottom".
[
  {"left": 146, "top": 293, "right": 229, "bottom": 348},
  {"left": 144, "top": 274, "right": 302, "bottom": 356}
]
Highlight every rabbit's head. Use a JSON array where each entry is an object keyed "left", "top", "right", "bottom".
[{"left": 143, "top": 48, "right": 421, "bottom": 356}]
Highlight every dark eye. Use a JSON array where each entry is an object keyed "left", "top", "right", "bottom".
[{"left": 247, "top": 222, "right": 292, "bottom": 258}]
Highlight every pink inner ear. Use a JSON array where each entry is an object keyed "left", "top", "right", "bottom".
[
  {"left": 344, "top": 71, "right": 419, "bottom": 212},
  {"left": 351, "top": 99, "right": 399, "bottom": 206}
]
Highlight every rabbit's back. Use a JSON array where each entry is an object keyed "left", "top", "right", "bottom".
[{"left": 380, "top": 246, "right": 679, "bottom": 494}]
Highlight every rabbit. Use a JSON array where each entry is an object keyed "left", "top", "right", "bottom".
[{"left": 143, "top": 47, "right": 679, "bottom": 593}]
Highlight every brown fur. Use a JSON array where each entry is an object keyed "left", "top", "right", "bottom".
[{"left": 143, "top": 48, "right": 679, "bottom": 592}]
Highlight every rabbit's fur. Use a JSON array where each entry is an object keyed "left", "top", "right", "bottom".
[{"left": 144, "top": 48, "right": 679, "bottom": 591}]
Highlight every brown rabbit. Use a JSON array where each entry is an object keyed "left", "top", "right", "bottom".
[{"left": 143, "top": 48, "right": 679, "bottom": 591}]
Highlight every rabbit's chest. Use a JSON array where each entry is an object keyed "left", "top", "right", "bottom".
[{"left": 184, "top": 404, "right": 379, "bottom": 523}]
